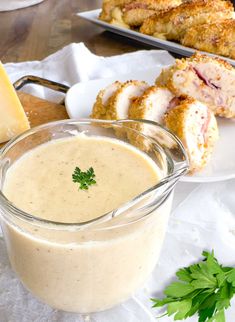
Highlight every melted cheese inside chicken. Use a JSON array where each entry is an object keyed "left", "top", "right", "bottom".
[
  {"left": 110, "top": 7, "right": 130, "bottom": 28},
  {"left": 99, "top": 0, "right": 133, "bottom": 22}
]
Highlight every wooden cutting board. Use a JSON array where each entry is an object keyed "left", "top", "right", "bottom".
[
  {"left": 17, "top": 91, "right": 69, "bottom": 127},
  {"left": 0, "top": 92, "right": 69, "bottom": 148}
]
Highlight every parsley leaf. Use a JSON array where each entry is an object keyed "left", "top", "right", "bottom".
[
  {"left": 152, "top": 251, "right": 235, "bottom": 321},
  {"left": 72, "top": 167, "right": 96, "bottom": 190}
]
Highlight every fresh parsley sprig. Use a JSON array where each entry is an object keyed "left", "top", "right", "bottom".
[
  {"left": 152, "top": 251, "right": 235, "bottom": 322},
  {"left": 72, "top": 167, "right": 96, "bottom": 190}
]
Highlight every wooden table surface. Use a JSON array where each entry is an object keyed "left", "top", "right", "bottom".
[{"left": 0, "top": 0, "right": 153, "bottom": 63}]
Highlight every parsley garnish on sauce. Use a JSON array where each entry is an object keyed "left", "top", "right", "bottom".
[
  {"left": 72, "top": 167, "right": 96, "bottom": 190},
  {"left": 152, "top": 251, "right": 235, "bottom": 322}
]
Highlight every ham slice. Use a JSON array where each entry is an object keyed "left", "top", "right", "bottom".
[
  {"left": 156, "top": 53, "right": 235, "bottom": 118},
  {"left": 164, "top": 96, "right": 219, "bottom": 172}
]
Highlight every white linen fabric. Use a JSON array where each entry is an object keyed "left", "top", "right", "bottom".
[
  {"left": 1, "top": 43, "right": 235, "bottom": 322},
  {"left": 0, "top": 0, "right": 43, "bottom": 11}
]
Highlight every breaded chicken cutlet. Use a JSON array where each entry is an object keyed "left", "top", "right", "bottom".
[
  {"left": 181, "top": 19, "right": 235, "bottom": 60},
  {"left": 99, "top": 0, "right": 182, "bottom": 28},
  {"left": 91, "top": 80, "right": 148, "bottom": 120},
  {"left": 127, "top": 87, "right": 219, "bottom": 172},
  {"left": 156, "top": 53, "right": 235, "bottom": 118},
  {"left": 127, "top": 85, "right": 174, "bottom": 149},
  {"left": 90, "top": 71, "right": 220, "bottom": 172},
  {"left": 140, "top": 0, "right": 234, "bottom": 41},
  {"left": 91, "top": 81, "right": 122, "bottom": 119},
  {"left": 164, "top": 96, "right": 219, "bottom": 173}
]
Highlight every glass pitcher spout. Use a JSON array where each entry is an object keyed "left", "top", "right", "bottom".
[{"left": 86, "top": 118, "right": 189, "bottom": 228}]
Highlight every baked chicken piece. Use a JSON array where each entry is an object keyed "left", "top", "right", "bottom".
[
  {"left": 128, "top": 85, "right": 174, "bottom": 122},
  {"left": 181, "top": 19, "right": 235, "bottom": 60},
  {"left": 127, "top": 86, "right": 174, "bottom": 149},
  {"left": 91, "top": 80, "right": 148, "bottom": 137},
  {"left": 91, "top": 80, "right": 148, "bottom": 120},
  {"left": 164, "top": 96, "right": 219, "bottom": 173},
  {"left": 140, "top": 0, "right": 234, "bottom": 41},
  {"left": 156, "top": 53, "right": 235, "bottom": 118},
  {"left": 99, "top": 0, "right": 182, "bottom": 28},
  {"left": 91, "top": 81, "right": 122, "bottom": 119},
  {"left": 107, "top": 80, "right": 149, "bottom": 119}
]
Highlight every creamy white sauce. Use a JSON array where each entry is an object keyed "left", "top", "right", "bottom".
[{"left": 1, "top": 135, "right": 172, "bottom": 313}]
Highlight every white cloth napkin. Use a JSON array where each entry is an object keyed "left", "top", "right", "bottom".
[
  {"left": 0, "top": 0, "right": 43, "bottom": 11},
  {"left": 1, "top": 43, "right": 235, "bottom": 322}
]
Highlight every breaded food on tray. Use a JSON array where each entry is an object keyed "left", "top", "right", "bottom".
[
  {"left": 181, "top": 19, "right": 235, "bottom": 61},
  {"left": 165, "top": 96, "right": 219, "bottom": 173},
  {"left": 156, "top": 53, "right": 235, "bottom": 118},
  {"left": 99, "top": 0, "right": 182, "bottom": 28},
  {"left": 140, "top": 0, "right": 234, "bottom": 41}
]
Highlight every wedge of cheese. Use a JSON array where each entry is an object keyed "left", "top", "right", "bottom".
[{"left": 0, "top": 62, "right": 30, "bottom": 143}]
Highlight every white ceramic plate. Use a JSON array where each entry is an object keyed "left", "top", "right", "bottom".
[
  {"left": 65, "top": 68, "right": 235, "bottom": 183},
  {"left": 77, "top": 9, "right": 235, "bottom": 67}
]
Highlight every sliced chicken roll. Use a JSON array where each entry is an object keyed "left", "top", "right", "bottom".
[
  {"left": 129, "top": 85, "right": 174, "bottom": 122},
  {"left": 156, "top": 53, "right": 235, "bottom": 118},
  {"left": 164, "top": 96, "right": 219, "bottom": 173},
  {"left": 91, "top": 81, "right": 122, "bottom": 119},
  {"left": 107, "top": 80, "right": 149, "bottom": 120},
  {"left": 127, "top": 86, "right": 174, "bottom": 150},
  {"left": 106, "top": 80, "right": 148, "bottom": 137}
]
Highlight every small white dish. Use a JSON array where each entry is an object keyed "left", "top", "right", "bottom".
[
  {"left": 65, "top": 68, "right": 158, "bottom": 119},
  {"left": 65, "top": 69, "right": 235, "bottom": 183}
]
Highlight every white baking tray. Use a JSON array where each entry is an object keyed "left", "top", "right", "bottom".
[{"left": 77, "top": 9, "right": 235, "bottom": 67}]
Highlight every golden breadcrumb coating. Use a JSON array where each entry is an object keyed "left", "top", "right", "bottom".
[
  {"left": 103, "top": 80, "right": 149, "bottom": 138},
  {"left": 181, "top": 19, "right": 235, "bottom": 60},
  {"left": 127, "top": 85, "right": 174, "bottom": 150},
  {"left": 156, "top": 53, "right": 235, "bottom": 118},
  {"left": 91, "top": 81, "right": 122, "bottom": 119},
  {"left": 99, "top": 0, "right": 182, "bottom": 27},
  {"left": 123, "top": 8, "right": 156, "bottom": 27},
  {"left": 164, "top": 96, "right": 219, "bottom": 173},
  {"left": 122, "top": 0, "right": 182, "bottom": 26},
  {"left": 140, "top": 0, "right": 234, "bottom": 41},
  {"left": 128, "top": 85, "right": 172, "bottom": 120},
  {"left": 106, "top": 80, "right": 148, "bottom": 119}
]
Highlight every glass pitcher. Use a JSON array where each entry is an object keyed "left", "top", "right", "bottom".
[{"left": 0, "top": 119, "right": 188, "bottom": 313}]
